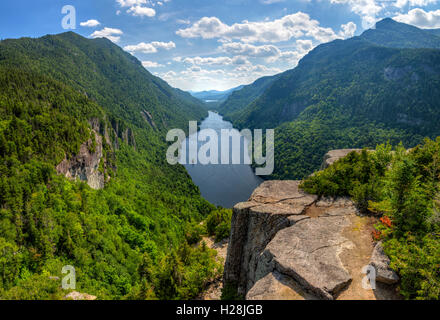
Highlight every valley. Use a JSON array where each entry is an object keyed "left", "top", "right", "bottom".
[{"left": 0, "top": 14, "right": 439, "bottom": 302}]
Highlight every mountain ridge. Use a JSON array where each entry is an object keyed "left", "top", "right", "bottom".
[{"left": 217, "top": 18, "right": 440, "bottom": 180}]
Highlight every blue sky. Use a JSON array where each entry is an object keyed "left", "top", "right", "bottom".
[{"left": 1, "top": 0, "right": 440, "bottom": 91}]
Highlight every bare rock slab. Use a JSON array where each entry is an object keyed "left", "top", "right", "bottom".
[
  {"left": 256, "top": 215, "right": 353, "bottom": 300},
  {"left": 246, "top": 271, "right": 317, "bottom": 300}
]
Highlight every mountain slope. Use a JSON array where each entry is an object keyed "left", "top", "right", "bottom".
[
  {"left": 0, "top": 32, "right": 220, "bottom": 300},
  {"left": 224, "top": 19, "right": 440, "bottom": 180},
  {"left": 0, "top": 32, "right": 207, "bottom": 131},
  {"left": 219, "top": 74, "right": 280, "bottom": 120}
]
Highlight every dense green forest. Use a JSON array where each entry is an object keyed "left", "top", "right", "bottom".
[
  {"left": 0, "top": 32, "right": 228, "bottom": 300},
  {"left": 219, "top": 75, "right": 280, "bottom": 118},
  {"left": 219, "top": 19, "right": 440, "bottom": 180},
  {"left": 300, "top": 139, "right": 440, "bottom": 299}
]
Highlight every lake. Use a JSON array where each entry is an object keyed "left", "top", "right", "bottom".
[{"left": 180, "top": 111, "right": 263, "bottom": 208}]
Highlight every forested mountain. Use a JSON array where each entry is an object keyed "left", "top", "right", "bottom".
[
  {"left": 0, "top": 32, "right": 225, "bottom": 300},
  {"left": 360, "top": 18, "right": 440, "bottom": 49},
  {"left": 0, "top": 32, "right": 206, "bottom": 131},
  {"left": 221, "top": 19, "right": 440, "bottom": 180},
  {"left": 219, "top": 75, "right": 280, "bottom": 120}
]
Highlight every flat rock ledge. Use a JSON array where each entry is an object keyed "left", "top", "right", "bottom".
[{"left": 223, "top": 180, "right": 400, "bottom": 300}]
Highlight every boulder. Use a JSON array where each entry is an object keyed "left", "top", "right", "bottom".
[{"left": 370, "top": 242, "right": 400, "bottom": 284}]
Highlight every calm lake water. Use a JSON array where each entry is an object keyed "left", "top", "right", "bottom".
[{"left": 180, "top": 111, "right": 263, "bottom": 208}]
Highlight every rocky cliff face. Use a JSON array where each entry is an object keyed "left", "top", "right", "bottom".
[
  {"left": 223, "top": 150, "right": 400, "bottom": 300},
  {"left": 56, "top": 130, "right": 107, "bottom": 190}
]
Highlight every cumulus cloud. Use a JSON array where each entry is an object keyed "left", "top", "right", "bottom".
[
  {"left": 218, "top": 39, "right": 316, "bottom": 65},
  {"left": 394, "top": 0, "right": 438, "bottom": 8},
  {"left": 80, "top": 19, "right": 101, "bottom": 27},
  {"left": 156, "top": 59, "right": 283, "bottom": 91},
  {"left": 339, "top": 21, "right": 357, "bottom": 38},
  {"left": 181, "top": 55, "right": 251, "bottom": 66},
  {"left": 220, "top": 42, "right": 281, "bottom": 58},
  {"left": 117, "top": 0, "right": 147, "bottom": 6},
  {"left": 394, "top": 8, "right": 440, "bottom": 28},
  {"left": 116, "top": 0, "right": 156, "bottom": 17},
  {"left": 124, "top": 41, "right": 176, "bottom": 53},
  {"left": 142, "top": 60, "right": 164, "bottom": 68},
  {"left": 295, "top": 39, "right": 314, "bottom": 53},
  {"left": 127, "top": 6, "right": 156, "bottom": 17},
  {"left": 328, "top": 0, "right": 439, "bottom": 29},
  {"left": 176, "top": 13, "right": 342, "bottom": 43},
  {"left": 329, "top": 0, "right": 382, "bottom": 29},
  {"left": 90, "top": 27, "right": 123, "bottom": 43}
]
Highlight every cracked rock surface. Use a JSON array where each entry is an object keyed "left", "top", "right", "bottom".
[{"left": 224, "top": 180, "right": 401, "bottom": 300}]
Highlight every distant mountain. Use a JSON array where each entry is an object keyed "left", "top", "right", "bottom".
[
  {"left": 222, "top": 19, "right": 440, "bottom": 180},
  {"left": 219, "top": 74, "right": 281, "bottom": 120},
  {"left": 190, "top": 85, "right": 244, "bottom": 102},
  {"left": 360, "top": 17, "right": 440, "bottom": 49}
]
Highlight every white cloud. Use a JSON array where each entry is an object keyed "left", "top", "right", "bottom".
[
  {"left": 220, "top": 42, "right": 281, "bottom": 58},
  {"left": 328, "top": 0, "right": 439, "bottom": 29},
  {"left": 156, "top": 59, "right": 283, "bottom": 91},
  {"left": 117, "top": 0, "right": 147, "bottom": 7},
  {"left": 183, "top": 56, "right": 232, "bottom": 65},
  {"left": 177, "top": 19, "right": 191, "bottom": 25},
  {"left": 124, "top": 41, "right": 176, "bottom": 53},
  {"left": 329, "top": 0, "right": 382, "bottom": 29},
  {"left": 394, "top": 8, "right": 440, "bottom": 28},
  {"left": 176, "top": 13, "right": 343, "bottom": 43},
  {"left": 80, "top": 19, "right": 101, "bottom": 27},
  {"left": 394, "top": 0, "right": 438, "bottom": 8},
  {"left": 181, "top": 55, "right": 250, "bottom": 66},
  {"left": 142, "top": 60, "right": 164, "bottom": 68},
  {"left": 219, "top": 40, "right": 316, "bottom": 64},
  {"left": 339, "top": 21, "right": 357, "bottom": 38},
  {"left": 90, "top": 27, "right": 123, "bottom": 43},
  {"left": 116, "top": 0, "right": 156, "bottom": 17},
  {"left": 127, "top": 5, "right": 156, "bottom": 17},
  {"left": 295, "top": 39, "right": 314, "bottom": 53}
]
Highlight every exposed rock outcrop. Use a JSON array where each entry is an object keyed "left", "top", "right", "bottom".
[
  {"left": 89, "top": 117, "right": 136, "bottom": 151},
  {"left": 370, "top": 241, "right": 400, "bottom": 284},
  {"left": 56, "top": 131, "right": 106, "bottom": 190},
  {"left": 223, "top": 181, "right": 317, "bottom": 298},
  {"left": 141, "top": 110, "right": 157, "bottom": 130},
  {"left": 321, "top": 149, "right": 361, "bottom": 170},
  {"left": 223, "top": 149, "right": 400, "bottom": 300}
]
